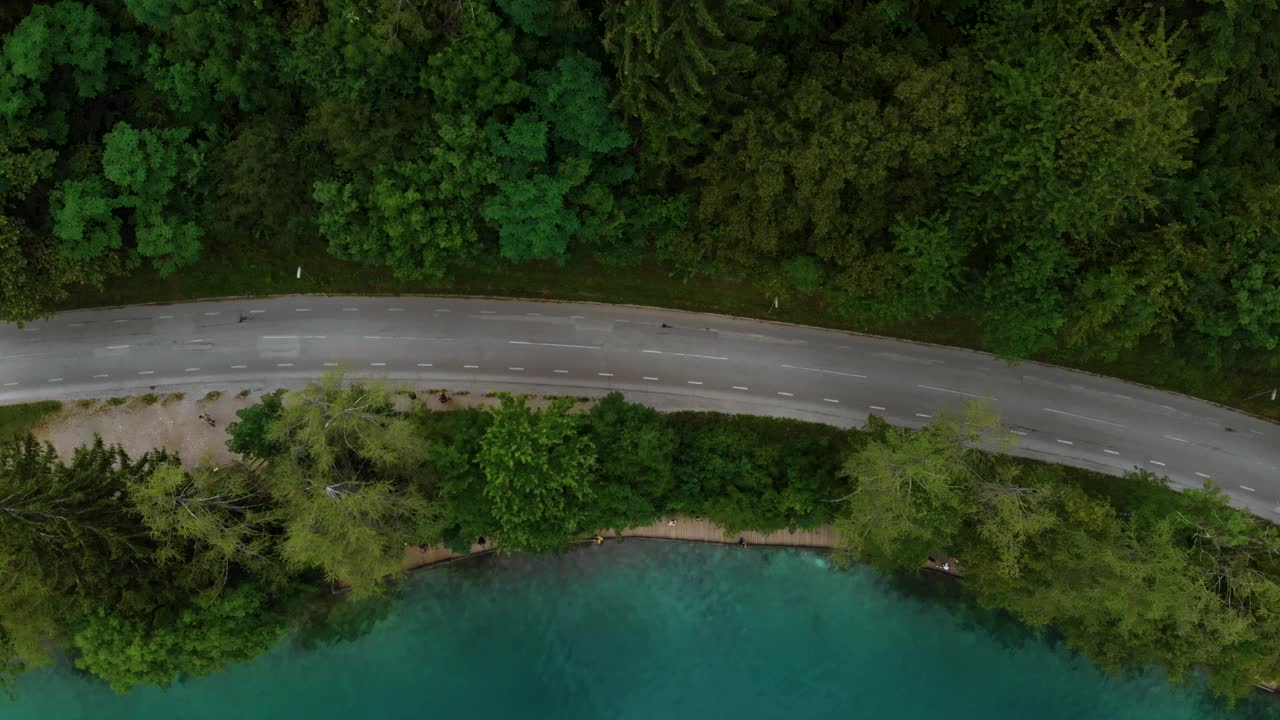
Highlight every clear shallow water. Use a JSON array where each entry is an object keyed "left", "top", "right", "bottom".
[{"left": 5, "top": 541, "right": 1278, "bottom": 720}]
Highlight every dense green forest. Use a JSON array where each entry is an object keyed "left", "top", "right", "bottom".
[
  {"left": 1, "top": 0, "right": 1278, "bottom": 377},
  {"left": 0, "top": 376, "right": 1277, "bottom": 699}
]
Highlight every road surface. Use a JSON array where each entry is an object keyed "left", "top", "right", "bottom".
[{"left": 1, "top": 296, "right": 1276, "bottom": 518}]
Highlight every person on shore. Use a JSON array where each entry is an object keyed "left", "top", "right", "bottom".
[
  {"left": 737, "top": 537, "right": 747, "bottom": 548},
  {"left": 667, "top": 520, "right": 677, "bottom": 527},
  {"left": 594, "top": 535, "right": 604, "bottom": 545}
]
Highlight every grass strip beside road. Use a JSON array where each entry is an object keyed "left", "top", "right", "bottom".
[
  {"left": 0, "top": 401, "right": 63, "bottom": 439},
  {"left": 57, "top": 242, "right": 1279, "bottom": 422}
]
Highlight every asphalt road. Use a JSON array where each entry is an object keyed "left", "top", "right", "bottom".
[{"left": 2, "top": 296, "right": 1276, "bottom": 518}]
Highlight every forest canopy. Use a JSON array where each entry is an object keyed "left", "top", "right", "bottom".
[{"left": 0, "top": 0, "right": 1277, "bottom": 374}]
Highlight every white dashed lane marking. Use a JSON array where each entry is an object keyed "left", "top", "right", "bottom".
[
  {"left": 915, "top": 413, "right": 932, "bottom": 419},
  {"left": 1163, "top": 435, "right": 1189, "bottom": 443},
  {"left": 732, "top": 386, "right": 749, "bottom": 390},
  {"left": 138, "top": 370, "right": 154, "bottom": 375},
  {"left": 1195, "top": 472, "right": 1212, "bottom": 479},
  {"left": 687, "top": 380, "right": 702, "bottom": 385},
  {"left": 918, "top": 384, "right": 996, "bottom": 401},
  {"left": 780, "top": 364, "right": 867, "bottom": 379},
  {"left": 370, "top": 362, "right": 386, "bottom": 367},
  {"left": 231, "top": 365, "right": 247, "bottom": 369},
  {"left": 324, "top": 363, "right": 340, "bottom": 367},
  {"left": 1056, "top": 439, "right": 1073, "bottom": 445},
  {"left": 869, "top": 405, "right": 886, "bottom": 411},
  {"left": 777, "top": 392, "right": 794, "bottom": 397},
  {"left": 1010, "top": 430, "right": 1028, "bottom": 436},
  {"left": 158, "top": 315, "right": 174, "bottom": 319},
  {"left": 823, "top": 398, "right": 839, "bottom": 404},
  {"left": 417, "top": 363, "right": 432, "bottom": 367},
  {"left": 599, "top": 373, "right": 614, "bottom": 377},
  {"left": 554, "top": 369, "right": 569, "bottom": 374},
  {"left": 509, "top": 341, "right": 601, "bottom": 350},
  {"left": 249, "top": 309, "right": 265, "bottom": 314},
  {"left": 464, "top": 365, "right": 479, "bottom": 369},
  {"left": 1241, "top": 485, "right": 1257, "bottom": 493},
  {"left": 2, "top": 382, "right": 17, "bottom": 386},
  {"left": 105, "top": 345, "right": 129, "bottom": 350},
  {"left": 509, "top": 367, "right": 525, "bottom": 371},
  {"left": 47, "top": 378, "right": 62, "bottom": 383},
  {"left": 295, "top": 308, "right": 311, "bottom": 312},
  {"left": 1103, "top": 449, "right": 1120, "bottom": 455},
  {"left": 203, "top": 312, "right": 220, "bottom": 316},
  {"left": 342, "top": 308, "right": 357, "bottom": 312},
  {"left": 184, "top": 368, "right": 200, "bottom": 372},
  {"left": 1042, "top": 408, "right": 1128, "bottom": 428},
  {"left": 1149, "top": 460, "right": 1167, "bottom": 467},
  {"left": 641, "top": 350, "right": 729, "bottom": 361},
  {"left": 643, "top": 377, "right": 659, "bottom": 381},
  {"left": 93, "top": 374, "right": 109, "bottom": 378},
  {"left": 277, "top": 363, "right": 293, "bottom": 368}
]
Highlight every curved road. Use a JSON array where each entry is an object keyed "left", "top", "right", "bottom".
[{"left": 1, "top": 296, "right": 1277, "bottom": 518}]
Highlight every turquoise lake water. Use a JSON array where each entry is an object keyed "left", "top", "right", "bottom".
[{"left": 4, "top": 540, "right": 1278, "bottom": 719}]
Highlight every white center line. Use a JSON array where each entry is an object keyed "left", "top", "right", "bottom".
[
  {"left": 526, "top": 313, "right": 541, "bottom": 316},
  {"left": 1149, "top": 460, "right": 1166, "bottom": 467},
  {"left": 509, "top": 367, "right": 525, "bottom": 371},
  {"left": 777, "top": 391, "right": 794, "bottom": 397},
  {"left": 1042, "top": 408, "right": 1128, "bottom": 428},
  {"left": 323, "top": 363, "right": 340, "bottom": 367},
  {"left": 464, "top": 365, "right": 479, "bottom": 369},
  {"left": 509, "top": 341, "right": 600, "bottom": 350},
  {"left": 184, "top": 368, "right": 200, "bottom": 372},
  {"left": 1010, "top": 430, "right": 1028, "bottom": 436},
  {"left": 570, "top": 315, "right": 585, "bottom": 320},
  {"left": 105, "top": 345, "right": 129, "bottom": 350},
  {"left": 781, "top": 364, "right": 867, "bottom": 379},
  {"left": 203, "top": 312, "right": 220, "bottom": 316},
  {"left": 1194, "top": 472, "right": 1212, "bottom": 479},
  {"left": 643, "top": 377, "right": 659, "bottom": 381},
  {"left": 295, "top": 308, "right": 311, "bottom": 312},
  {"left": 388, "top": 308, "right": 404, "bottom": 312},
  {"left": 113, "top": 319, "right": 127, "bottom": 323},
  {"left": 641, "top": 350, "right": 729, "bottom": 361},
  {"left": 915, "top": 413, "right": 932, "bottom": 419},
  {"left": 189, "top": 339, "right": 209, "bottom": 343},
  {"left": 47, "top": 378, "right": 62, "bottom": 382},
  {"left": 554, "top": 369, "right": 569, "bottom": 374},
  {"left": 277, "top": 363, "right": 294, "bottom": 367},
  {"left": 3, "top": 382, "right": 17, "bottom": 386},
  {"left": 1240, "top": 485, "right": 1257, "bottom": 493},
  {"left": 823, "top": 398, "right": 839, "bottom": 403},
  {"left": 231, "top": 365, "right": 247, "bottom": 369},
  {"left": 599, "top": 373, "right": 614, "bottom": 377},
  {"left": 434, "top": 309, "right": 450, "bottom": 313},
  {"left": 732, "top": 386, "right": 749, "bottom": 390},
  {"left": 480, "top": 310, "right": 496, "bottom": 315},
  {"left": 93, "top": 374, "right": 109, "bottom": 378},
  {"left": 417, "top": 363, "right": 432, "bottom": 367},
  {"left": 157, "top": 315, "right": 174, "bottom": 319},
  {"left": 1104, "top": 449, "right": 1121, "bottom": 455},
  {"left": 249, "top": 309, "right": 265, "bottom": 314},
  {"left": 869, "top": 405, "right": 886, "bottom": 411},
  {"left": 138, "top": 370, "right": 154, "bottom": 375},
  {"left": 263, "top": 335, "right": 327, "bottom": 340},
  {"left": 342, "top": 308, "right": 358, "bottom": 312},
  {"left": 1163, "top": 435, "right": 1189, "bottom": 443},
  {"left": 688, "top": 380, "right": 702, "bottom": 385},
  {"left": 68, "top": 322, "right": 84, "bottom": 327},
  {"left": 1056, "top": 439, "right": 1074, "bottom": 445},
  {"left": 917, "top": 384, "right": 996, "bottom": 400},
  {"left": 370, "top": 362, "right": 386, "bottom": 367}
]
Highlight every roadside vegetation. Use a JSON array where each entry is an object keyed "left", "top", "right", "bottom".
[
  {"left": 1, "top": 1, "right": 1277, "bottom": 418},
  {"left": 0, "top": 374, "right": 1276, "bottom": 699},
  {"left": 0, "top": 401, "right": 61, "bottom": 439}
]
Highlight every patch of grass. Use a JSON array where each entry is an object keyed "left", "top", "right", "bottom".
[
  {"left": 75, "top": 398, "right": 97, "bottom": 410},
  {"left": 141, "top": 393, "right": 160, "bottom": 405},
  {"left": 56, "top": 241, "right": 1280, "bottom": 421},
  {"left": 106, "top": 397, "right": 128, "bottom": 407},
  {"left": 0, "top": 401, "right": 62, "bottom": 439},
  {"left": 162, "top": 392, "right": 185, "bottom": 405},
  {"left": 236, "top": 389, "right": 252, "bottom": 399},
  {"left": 202, "top": 391, "right": 223, "bottom": 402}
]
